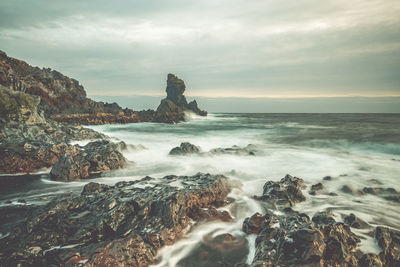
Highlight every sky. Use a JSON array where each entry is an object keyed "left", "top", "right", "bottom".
[{"left": 1, "top": 0, "right": 400, "bottom": 112}]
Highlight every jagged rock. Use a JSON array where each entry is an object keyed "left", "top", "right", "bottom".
[
  {"left": 0, "top": 141, "right": 79, "bottom": 174},
  {"left": 244, "top": 176, "right": 399, "bottom": 267},
  {"left": 0, "top": 86, "right": 110, "bottom": 175},
  {"left": 312, "top": 211, "right": 336, "bottom": 226},
  {"left": 0, "top": 50, "right": 146, "bottom": 124},
  {"left": 153, "top": 74, "right": 207, "bottom": 123},
  {"left": 0, "top": 86, "right": 45, "bottom": 125},
  {"left": 169, "top": 142, "right": 201, "bottom": 155},
  {"left": 50, "top": 140, "right": 127, "bottom": 181},
  {"left": 375, "top": 227, "right": 400, "bottom": 265},
  {"left": 0, "top": 173, "right": 231, "bottom": 266},
  {"left": 257, "top": 174, "right": 306, "bottom": 208},
  {"left": 242, "top": 212, "right": 276, "bottom": 235},
  {"left": 343, "top": 213, "right": 369, "bottom": 229}
]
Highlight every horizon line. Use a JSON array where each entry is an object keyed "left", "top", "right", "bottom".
[{"left": 89, "top": 93, "right": 400, "bottom": 99}]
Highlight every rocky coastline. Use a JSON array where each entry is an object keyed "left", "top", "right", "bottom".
[
  {"left": 0, "top": 50, "right": 206, "bottom": 125},
  {"left": 1, "top": 174, "right": 398, "bottom": 266},
  {"left": 1, "top": 50, "right": 399, "bottom": 267}
]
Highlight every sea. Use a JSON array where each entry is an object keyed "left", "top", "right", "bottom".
[{"left": 1, "top": 113, "right": 400, "bottom": 266}]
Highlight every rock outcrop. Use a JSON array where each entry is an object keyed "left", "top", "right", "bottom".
[
  {"left": 153, "top": 74, "right": 207, "bottom": 123},
  {"left": 169, "top": 142, "right": 201, "bottom": 155},
  {"left": 1, "top": 51, "right": 206, "bottom": 124},
  {"left": 0, "top": 50, "right": 144, "bottom": 124},
  {"left": 50, "top": 140, "right": 127, "bottom": 181},
  {"left": 0, "top": 86, "right": 127, "bottom": 175},
  {"left": 239, "top": 175, "right": 400, "bottom": 267},
  {"left": 0, "top": 173, "right": 231, "bottom": 266},
  {"left": 169, "top": 142, "right": 258, "bottom": 156}
]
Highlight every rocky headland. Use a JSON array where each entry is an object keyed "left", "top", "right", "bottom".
[
  {"left": 0, "top": 50, "right": 207, "bottom": 176},
  {"left": 0, "top": 50, "right": 206, "bottom": 125}
]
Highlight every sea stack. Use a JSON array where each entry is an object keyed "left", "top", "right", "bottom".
[{"left": 153, "top": 74, "right": 207, "bottom": 123}]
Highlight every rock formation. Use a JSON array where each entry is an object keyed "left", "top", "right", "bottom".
[
  {"left": 0, "top": 173, "right": 231, "bottom": 266},
  {"left": 50, "top": 140, "right": 127, "bottom": 182},
  {"left": 0, "top": 86, "right": 126, "bottom": 176},
  {"left": 169, "top": 142, "right": 258, "bottom": 156},
  {"left": 1, "top": 51, "right": 206, "bottom": 124},
  {"left": 153, "top": 74, "right": 207, "bottom": 123}
]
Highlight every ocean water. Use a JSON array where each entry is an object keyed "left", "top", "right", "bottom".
[{"left": 1, "top": 113, "right": 400, "bottom": 265}]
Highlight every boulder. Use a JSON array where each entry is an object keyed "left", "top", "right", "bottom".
[
  {"left": 169, "top": 142, "right": 201, "bottom": 155},
  {"left": 50, "top": 140, "right": 127, "bottom": 181},
  {"left": 258, "top": 174, "right": 306, "bottom": 208}
]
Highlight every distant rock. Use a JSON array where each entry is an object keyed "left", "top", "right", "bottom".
[
  {"left": 361, "top": 187, "right": 400, "bottom": 203},
  {"left": 153, "top": 74, "right": 207, "bottom": 123},
  {"left": 169, "top": 142, "right": 201, "bottom": 155},
  {"left": 208, "top": 144, "right": 258, "bottom": 156},
  {"left": 169, "top": 143, "right": 258, "bottom": 156}
]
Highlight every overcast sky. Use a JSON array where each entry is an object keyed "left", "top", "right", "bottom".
[{"left": 1, "top": 0, "right": 399, "bottom": 110}]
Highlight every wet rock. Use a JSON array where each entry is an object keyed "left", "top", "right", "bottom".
[
  {"left": 375, "top": 227, "right": 400, "bottom": 266},
  {"left": 208, "top": 144, "right": 258, "bottom": 156},
  {"left": 309, "top": 182, "right": 324, "bottom": 195},
  {"left": 359, "top": 253, "right": 383, "bottom": 267},
  {"left": 0, "top": 173, "right": 231, "bottom": 266},
  {"left": 343, "top": 213, "right": 369, "bottom": 229},
  {"left": 187, "top": 207, "right": 232, "bottom": 222},
  {"left": 242, "top": 212, "right": 278, "bottom": 235},
  {"left": 312, "top": 211, "right": 336, "bottom": 226},
  {"left": 259, "top": 174, "right": 306, "bottom": 208},
  {"left": 169, "top": 142, "right": 201, "bottom": 155},
  {"left": 245, "top": 176, "right": 400, "bottom": 267},
  {"left": 177, "top": 233, "right": 249, "bottom": 267},
  {"left": 81, "top": 182, "right": 111, "bottom": 195},
  {"left": 323, "top": 176, "right": 332, "bottom": 181},
  {"left": 50, "top": 140, "right": 127, "bottom": 181},
  {"left": 341, "top": 185, "right": 354, "bottom": 194}
]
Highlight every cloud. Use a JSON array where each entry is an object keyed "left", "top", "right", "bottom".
[{"left": 0, "top": 0, "right": 399, "bottom": 102}]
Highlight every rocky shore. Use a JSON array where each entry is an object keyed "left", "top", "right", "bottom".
[
  {"left": 1, "top": 173, "right": 398, "bottom": 266},
  {"left": 0, "top": 173, "right": 231, "bottom": 266},
  {"left": 0, "top": 50, "right": 206, "bottom": 125},
  {"left": 0, "top": 85, "right": 126, "bottom": 177}
]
